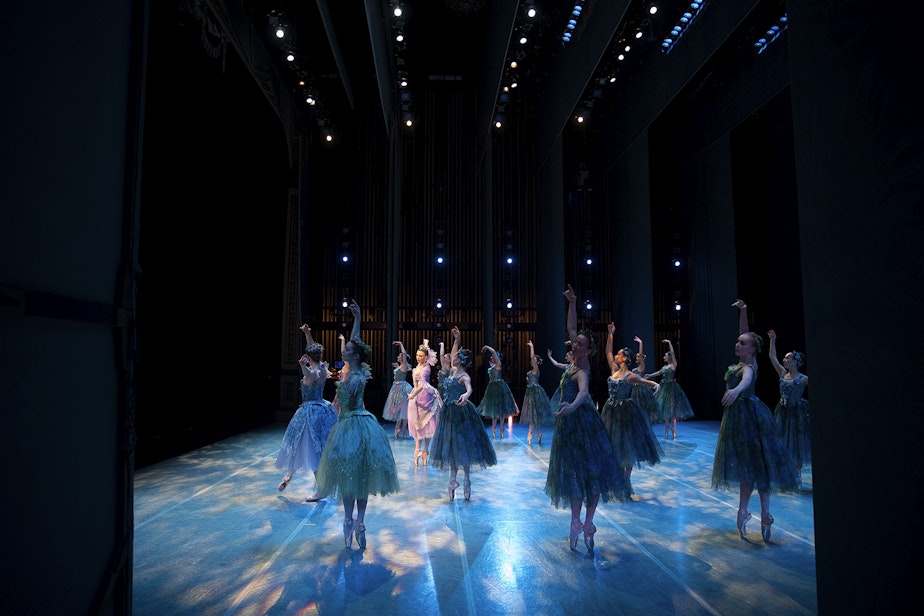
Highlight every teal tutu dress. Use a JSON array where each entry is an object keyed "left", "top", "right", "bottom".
[
  {"left": 654, "top": 366, "right": 695, "bottom": 421},
  {"left": 631, "top": 368, "right": 661, "bottom": 423},
  {"left": 429, "top": 373, "right": 497, "bottom": 470},
  {"left": 600, "top": 375, "right": 663, "bottom": 470},
  {"left": 545, "top": 366, "right": 630, "bottom": 507},
  {"left": 382, "top": 366, "right": 411, "bottom": 422},
  {"left": 519, "top": 371, "right": 554, "bottom": 427},
  {"left": 315, "top": 364, "right": 401, "bottom": 499},
  {"left": 477, "top": 365, "right": 519, "bottom": 419},
  {"left": 712, "top": 364, "right": 798, "bottom": 492},
  {"left": 774, "top": 374, "right": 811, "bottom": 469}
]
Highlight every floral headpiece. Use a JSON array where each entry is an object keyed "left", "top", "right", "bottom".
[
  {"left": 305, "top": 342, "right": 324, "bottom": 354},
  {"left": 420, "top": 339, "right": 437, "bottom": 366},
  {"left": 351, "top": 335, "right": 372, "bottom": 357}
]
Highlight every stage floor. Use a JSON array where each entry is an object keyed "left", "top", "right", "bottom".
[{"left": 133, "top": 419, "right": 816, "bottom": 615}]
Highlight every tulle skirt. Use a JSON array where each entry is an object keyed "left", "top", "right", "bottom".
[
  {"left": 477, "top": 380, "right": 519, "bottom": 419},
  {"left": 429, "top": 399, "right": 497, "bottom": 471},
  {"left": 519, "top": 383, "right": 554, "bottom": 427},
  {"left": 314, "top": 410, "right": 400, "bottom": 499},
  {"left": 600, "top": 398, "right": 663, "bottom": 468},
  {"left": 545, "top": 399, "right": 630, "bottom": 508},
  {"left": 656, "top": 380, "right": 695, "bottom": 421},
  {"left": 632, "top": 384, "right": 661, "bottom": 424},
  {"left": 275, "top": 400, "right": 338, "bottom": 475},
  {"left": 382, "top": 380, "right": 412, "bottom": 421},
  {"left": 712, "top": 395, "right": 798, "bottom": 492},
  {"left": 774, "top": 398, "right": 811, "bottom": 468}
]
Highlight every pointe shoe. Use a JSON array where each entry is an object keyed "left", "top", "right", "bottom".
[
  {"left": 761, "top": 514, "right": 774, "bottom": 542},
  {"left": 448, "top": 479, "right": 459, "bottom": 501},
  {"left": 414, "top": 449, "right": 422, "bottom": 467},
  {"left": 527, "top": 432, "right": 533, "bottom": 446},
  {"left": 583, "top": 521, "right": 597, "bottom": 553},
  {"left": 463, "top": 479, "right": 471, "bottom": 501},
  {"left": 343, "top": 518, "right": 355, "bottom": 547},
  {"left": 277, "top": 475, "right": 291, "bottom": 492},
  {"left": 492, "top": 426, "right": 497, "bottom": 439},
  {"left": 354, "top": 522, "right": 367, "bottom": 549},
  {"left": 569, "top": 519, "right": 583, "bottom": 550},
  {"left": 736, "top": 509, "right": 752, "bottom": 540},
  {"left": 537, "top": 433, "right": 542, "bottom": 445},
  {"left": 422, "top": 451, "right": 429, "bottom": 466}
]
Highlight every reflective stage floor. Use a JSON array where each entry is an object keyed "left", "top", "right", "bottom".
[{"left": 133, "top": 419, "right": 816, "bottom": 615}]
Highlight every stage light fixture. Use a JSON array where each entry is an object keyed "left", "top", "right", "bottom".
[
  {"left": 674, "top": 259, "right": 681, "bottom": 267},
  {"left": 585, "top": 258, "right": 593, "bottom": 266},
  {"left": 506, "top": 299, "right": 514, "bottom": 310},
  {"left": 505, "top": 256, "right": 514, "bottom": 265},
  {"left": 584, "top": 301, "right": 593, "bottom": 310},
  {"left": 286, "top": 51, "right": 295, "bottom": 62},
  {"left": 436, "top": 299, "right": 444, "bottom": 309},
  {"left": 436, "top": 256, "right": 444, "bottom": 264}
]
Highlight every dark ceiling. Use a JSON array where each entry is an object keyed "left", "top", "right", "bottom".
[{"left": 241, "top": 0, "right": 568, "bottom": 137}]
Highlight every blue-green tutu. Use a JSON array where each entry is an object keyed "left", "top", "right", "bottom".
[
  {"left": 545, "top": 367, "right": 630, "bottom": 507},
  {"left": 600, "top": 376, "right": 662, "bottom": 468},
  {"left": 654, "top": 367, "right": 695, "bottom": 421},
  {"left": 774, "top": 374, "right": 811, "bottom": 468},
  {"left": 315, "top": 365, "right": 400, "bottom": 499},
  {"left": 712, "top": 364, "right": 798, "bottom": 492},
  {"left": 429, "top": 374, "right": 497, "bottom": 470},
  {"left": 519, "top": 371, "right": 554, "bottom": 426}
]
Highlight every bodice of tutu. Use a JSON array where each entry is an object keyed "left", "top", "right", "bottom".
[
  {"left": 336, "top": 367, "right": 369, "bottom": 415},
  {"left": 560, "top": 368, "right": 587, "bottom": 403},
  {"left": 660, "top": 366, "right": 676, "bottom": 383},
  {"left": 300, "top": 361, "right": 328, "bottom": 402},
  {"left": 606, "top": 375, "right": 634, "bottom": 401},
  {"left": 443, "top": 374, "right": 467, "bottom": 400},
  {"left": 526, "top": 371, "right": 539, "bottom": 386},
  {"left": 392, "top": 366, "right": 408, "bottom": 384},
  {"left": 778, "top": 374, "right": 807, "bottom": 405},
  {"left": 487, "top": 365, "right": 503, "bottom": 383},
  {"left": 724, "top": 363, "right": 756, "bottom": 397}
]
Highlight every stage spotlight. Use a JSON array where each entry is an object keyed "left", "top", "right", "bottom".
[
  {"left": 505, "top": 256, "right": 514, "bottom": 265},
  {"left": 341, "top": 299, "right": 349, "bottom": 308},
  {"left": 436, "top": 299, "right": 443, "bottom": 309},
  {"left": 584, "top": 301, "right": 593, "bottom": 310},
  {"left": 585, "top": 257, "right": 593, "bottom": 266},
  {"left": 436, "top": 256, "right": 444, "bottom": 264},
  {"left": 506, "top": 299, "right": 514, "bottom": 310},
  {"left": 341, "top": 254, "right": 349, "bottom": 263},
  {"left": 674, "top": 303, "right": 682, "bottom": 311},
  {"left": 673, "top": 259, "right": 681, "bottom": 267}
]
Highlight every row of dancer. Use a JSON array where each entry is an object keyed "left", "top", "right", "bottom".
[{"left": 274, "top": 294, "right": 808, "bottom": 551}]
